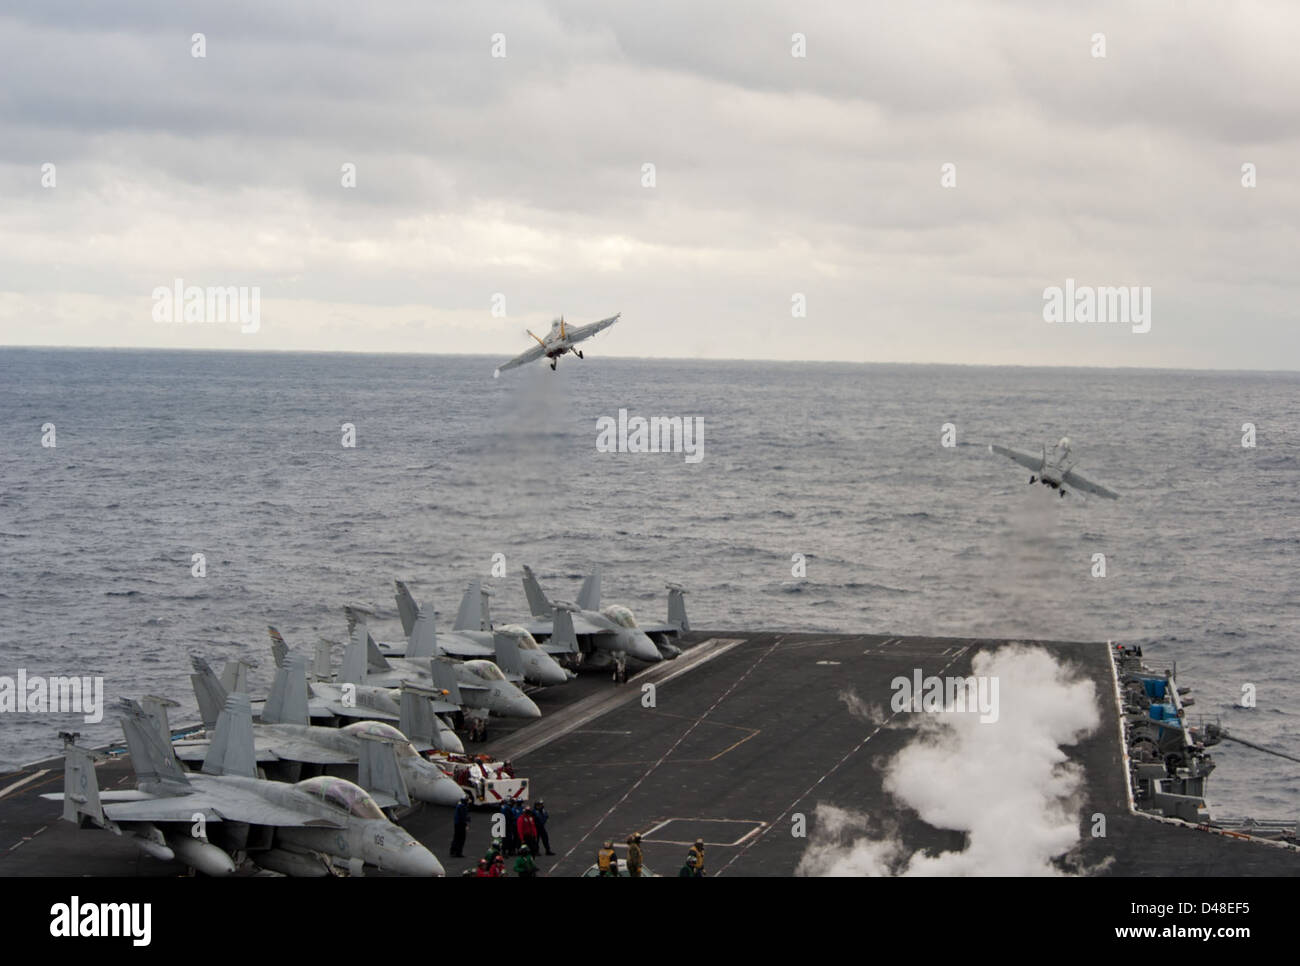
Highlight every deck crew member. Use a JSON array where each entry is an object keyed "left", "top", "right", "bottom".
[
  {"left": 626, "top": 834, "right": 644, "bottom": 877},
  {"left": 450, "top": 794, "right": 470, "bottom": 857}
]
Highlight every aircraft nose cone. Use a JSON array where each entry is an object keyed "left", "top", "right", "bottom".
[
  {"left": 516, "top": 695, "right": 542, "bottom": 718},
  {"left": 377, "top": 832, "right": 444, "bottom": 876},
  {"left": 397, "top": 839, "right": 444, "bottom": 877},
  {"left": 634, "top": 634, "right": 662, "bottom": 662},
  {"left": 416, "top": 768, "right": 466, "bottom": 807},
  {"left": 541, "top": 663, "right": 569, "bottom": 686}
]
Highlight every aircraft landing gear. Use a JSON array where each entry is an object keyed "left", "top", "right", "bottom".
[
  {"left": 549, "top": 359, "right": 557, "bottom": 370},
  {"left": 576, "top": 349, "right": 584, "bottom": 359},
  {"left": 466, "top": 710, "right": 489, "bottom": 743},
  {"left": 1029, "top": 476, "right": 1037, "bottom": 484},
  {"left": 1059, "top": 489, "right": 1067, "bottom": 498},
  {"left": 612, "top": 653, "right": 628, "bottom": 684}
]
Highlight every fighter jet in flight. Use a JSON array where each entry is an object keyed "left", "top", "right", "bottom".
[
  {"left": 519, "top": 564, "right": 689, "bottom": 681},
  {"left": 988, "top": 436, "right": 1119, "bottom": 499},
  {"left": 389, "top": 580, "right": 572, "bottom": 686},
  {"left": 43, "top": 695, "right": 443, "bottom": 876},
  {"left": 178, "top": 656, "right": 465, "bottom": 805},
  {"left": 494, "top": 313, "right": 621, "bottom": 377}
]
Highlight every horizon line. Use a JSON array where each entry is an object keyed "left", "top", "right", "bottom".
[{"left": 1, "top": 343, "right": 1296, "bottom": 376}]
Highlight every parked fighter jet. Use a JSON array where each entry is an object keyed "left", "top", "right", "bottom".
[
  {"left": 390, "top": 580, "right": 571, "bottom": 686},
  {"left": 178, "top": 656, "right": 464, "bottom": 805},
  {"left": 43, "top": 695, "right": 443, "bottom": 876},
  {"left": 494, "top": 312, "right": 621, "bottom": 377},
  {"left": 266, "top": 627, "right": 403, "bottom": 722},
  {"left": 519, "top": 564, "right": 688, "bottom": 681},
  {"left": 988, "top": 436, "right": 1119, "bottom": 499},
  {"left": 264, "top": 629, "right": 465, "bottom": 752},
  {"left": 341, "top": 607, "right": 541, "bottom": 719}
]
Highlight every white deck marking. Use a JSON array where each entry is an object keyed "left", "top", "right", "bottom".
[
  {"left": 0, "top": 769, "right": 49, "bottom": 802},
  {"left": 550, "top": 636, "right": 784, "bottom": 874}
]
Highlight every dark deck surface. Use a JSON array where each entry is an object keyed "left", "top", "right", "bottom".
[{"left": 2, "top": 632, "right": 1296, "bottom": 876}]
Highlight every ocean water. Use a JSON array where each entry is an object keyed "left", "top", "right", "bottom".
[{"left": 1, "top": 348, "right": 1297, "bottom": 820}]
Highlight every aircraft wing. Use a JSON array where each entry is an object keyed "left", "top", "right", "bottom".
[
  {"left": 437, "top": 636, "right": 494, "bottom": 659},
  {"left": 176, "top": 736, "right": 355, "bottom": 767},
  {"left": 1061, "top": 468, "right": 1119, "bottom": 500},
  {"left": 988, "top": 443, "right": 1044, "bottom": 473},
  {"left": 310, "top": 698, "right": 399, "bottom": 722},
  {"left": 636, "top": 620, "right": 680, "bottom": 635},
  {"left": 566, "top": 313, "right": 621, "bottom": 344},
  {"left": 495, "top": 342, "right": 548, "bottom": 375},
  {"left": 173, "top": 738, "right": 281, "bottom": 765},
  {"left": 521, "top": 615, "right": 610, "bottom": 638},
  {"left": 98, "top": 788, "right": 344, "bottom": 829}
]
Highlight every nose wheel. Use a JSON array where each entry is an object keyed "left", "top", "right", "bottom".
[
  {"left": 576, "top": 349, "right": 584, "bottom": 359},
  {"left": 549, "top": 359, "right": 557, "bottom": 370}
]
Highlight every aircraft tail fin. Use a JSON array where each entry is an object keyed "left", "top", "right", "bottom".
[
  {"left": 667, "top": 583, "right": 690, "bottom": 632},
  {"left": 480, "top": 586, "right": 492, "bottom": 630},
  {"left": 313, "top": 639, "right": 333, "bottom": 680},
  {"left": 357, "top": 734, "right": 410, "bottom": 808},
  {"left": 576, "top": 564, "right": 602, "bottom": 611},
  {"left": 59, "top": 743, "right": 106, "bottom": 826},
  {"left": 190, "top": 655, "right": 228, "bottom": 729},
  {"left": 262, "top": 653, "right": 310, "bottom": 725},
  {"left": 341, "top": 630, "right": 368, "bottom": 685},
  {"left": 201, "top": 694, "right": 258, "bottom": 778},
  {"left": 367, "top": 633, "right": 390, "bottom": 670},
  {"left": 220, "top": 658, "right": 252, "bottom": 696},
  {"left": 429, "top": 658, "right": 463, "bottom": 705},
  {"left": 493, "top": 633, "right": 526, "bottom": 682},
  {"left": 394, "top": 580, "right": 420, "bottom": 638},
  {"left": 407, "top": 609, "right": 439, "bottom": 660},
  {"left": 550, "top": 605, "right": 580, "bottom": 654},
  {"left": 343, "top": 606, "right": 391, "bottom": 671},
  {"left": 117, "top": 698, "right": 190, "bottom": 787},
  {"left": 522, "top": 565, "right": 553, "bottom": 617},
  {"left": 399, "top": 688, "right": 436, "bottom": 749},
  {"left": 454, "top": 580, "right": 483, "bottom": 631},
  {"left": 140, "top": 695, "right": 179, "bottom": 744},
  {"left": 268, "top": 626, "right": 289, "bottom": 668}
]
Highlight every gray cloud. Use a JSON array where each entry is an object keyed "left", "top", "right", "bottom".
[{"left": 1, "top": 0, "right": 1297, "bottom": 368}]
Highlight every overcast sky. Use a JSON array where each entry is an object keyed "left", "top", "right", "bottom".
[{"left": 1, "top": 1, "right": 1296, "bottom": 369}]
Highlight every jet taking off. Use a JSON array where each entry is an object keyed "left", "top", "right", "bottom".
[
  {"left": 519, "top": 564, "right": 688, "bottom": 681},
  {"left": 988, "top": 436, "right": 1119, "bottom": 499},
  {"left": 43, "top": 696, "right": 443, "bottom": 876},
  {"left": 494, "top": 312, "right": 621, "bottom": 377}
]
